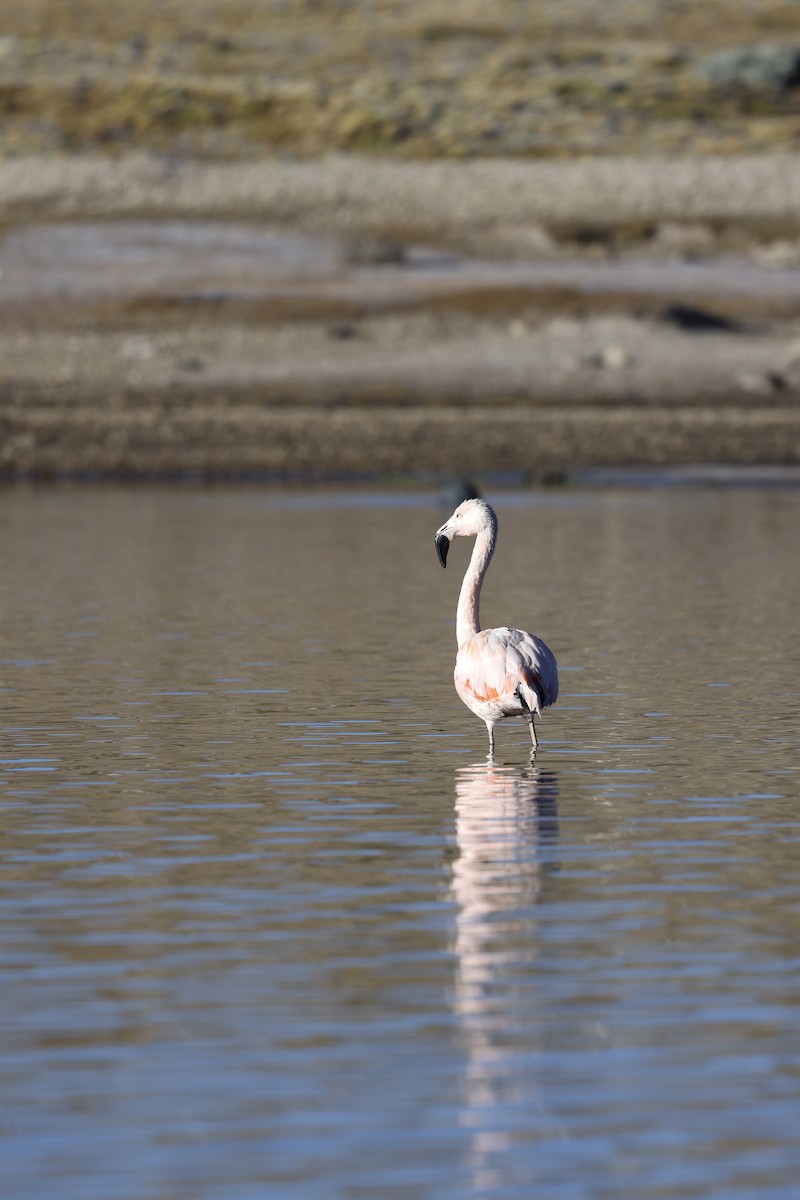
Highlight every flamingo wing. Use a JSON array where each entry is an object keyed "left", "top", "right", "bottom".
[
  {"left": 512, "top": 628, "right": 559, "bottom": 711},
  {"left": 455, "top": 627, "right": 558, "bottom": 716}
]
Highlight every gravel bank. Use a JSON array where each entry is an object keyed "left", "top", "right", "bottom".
[
  {"left": 3, "top": 316, "right": 799, "bottom": 411},
  {"left": 4, "top": 154, "right": 800, "bottom": 238}
]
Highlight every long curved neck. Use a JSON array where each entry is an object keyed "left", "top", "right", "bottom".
[{"left": 456, "top": 525, "right": 496, "bottom": 647}]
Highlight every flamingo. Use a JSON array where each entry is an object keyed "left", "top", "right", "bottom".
[{"left": 434, "top": 499, "right": 558, "bottom": 756}]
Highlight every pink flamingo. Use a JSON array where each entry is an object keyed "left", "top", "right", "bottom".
[{"left": 435, "top": 499, "right": 558, "bottom": 756}]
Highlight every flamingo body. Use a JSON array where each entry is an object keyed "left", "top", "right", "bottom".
[
  {"left": 456, "top": 627, "right": 558, "bottom": 721},
  {"left": 435, "top": 500, "right": 558, "bottom": 755}
]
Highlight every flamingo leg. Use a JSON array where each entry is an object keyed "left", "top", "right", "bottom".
[
  {"left": 485, "top": 721, "right": 495, "bottom": 757},
  {"left": 527, "top": 714, "right": 538, "bottom": 753}
]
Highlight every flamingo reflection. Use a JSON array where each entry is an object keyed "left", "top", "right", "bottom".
[{"left": 450, "top": 760, "right": 559, "bottom": 1186}]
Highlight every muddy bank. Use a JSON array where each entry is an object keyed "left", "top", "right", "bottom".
[
  {"left": 3, "top": 162, "right": 800, "bottom": 478},
  {"left": 3, "top": 405, "right": 799, "bottom": 480}
]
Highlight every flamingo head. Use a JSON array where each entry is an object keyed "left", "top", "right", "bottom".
[{"left": 434, "top": 499, "right": 497, "bottom": 568}]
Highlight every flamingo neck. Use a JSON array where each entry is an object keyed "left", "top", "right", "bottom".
[{"left": 456, "top": 525, "right": 496, "bottom": 647}]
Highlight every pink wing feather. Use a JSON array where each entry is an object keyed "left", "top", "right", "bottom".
[{"left": 455, "top": 627, "right": 558, "bottom": 716}]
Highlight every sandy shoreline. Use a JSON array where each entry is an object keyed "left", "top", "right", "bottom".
[
  {"left": 4, "top": 154, "right": 800, "bottom": 237},
  {"left": 3, "top": 153, "right": 800, "bottom": 479}
]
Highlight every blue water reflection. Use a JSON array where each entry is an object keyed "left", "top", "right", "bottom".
[{"left": 0, "top": 485, "right": 798, "bottom": 1199}]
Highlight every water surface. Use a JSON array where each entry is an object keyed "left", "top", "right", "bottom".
[
  {"left": 3, "top": 220, "right": 799, "bottom": 309},
  {"left": 1, "top": 486, "right": 799, "bottom": 1199}
]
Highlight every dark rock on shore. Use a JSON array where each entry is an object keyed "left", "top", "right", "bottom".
[{"left": 694, "top": 44, "right": 800, "bottom": 94}]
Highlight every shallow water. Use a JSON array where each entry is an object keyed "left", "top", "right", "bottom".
[
  {"left": 1, "top": 485, "right": 799, "bottom": 1200},
  {"left": 3, "top": 219, "right": 800, "bottom": 309}
]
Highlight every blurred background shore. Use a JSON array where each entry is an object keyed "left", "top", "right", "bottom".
[{"left": 3, "top": 0, "right": 800, "bottom": 479}]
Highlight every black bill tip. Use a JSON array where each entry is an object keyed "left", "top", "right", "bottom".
[{"left": 435, "top": 533, "right": 450, "bottom": 568}]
